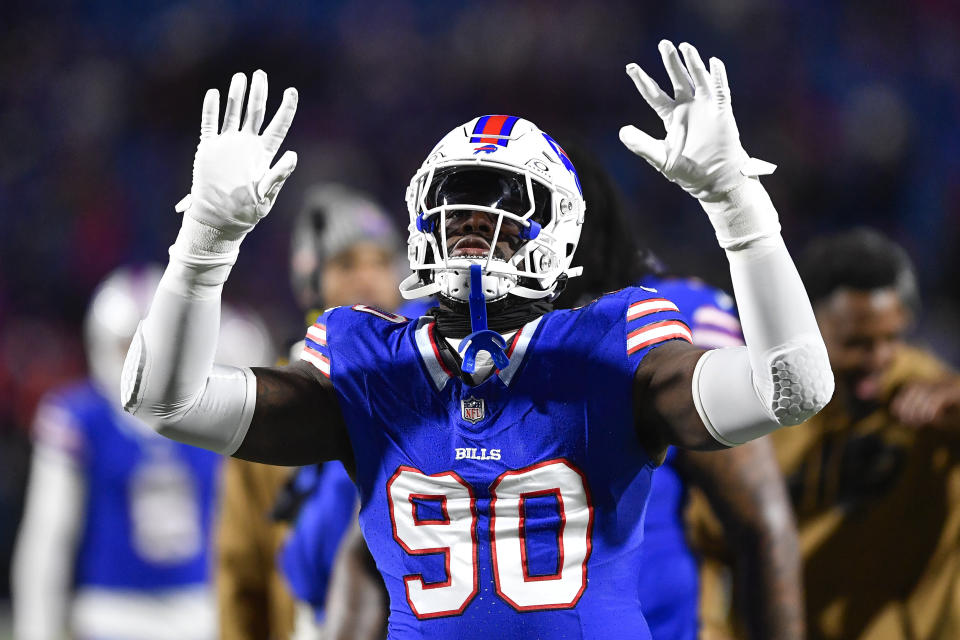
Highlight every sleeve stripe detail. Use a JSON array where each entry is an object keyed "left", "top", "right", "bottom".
[
  {"left": 300, "top": 346, "right": 330, "bottom": 377},
  {"left": 627, "top": 320, "right": 693, "bottom": 355},
  {"left": 692, "top": 327, "right": 745, "bottom": 348},
  {"left": 304, "top": 337, "right": 326, "bottom": 353},
  {"left": 627, "top": 298, "right": 679, "bottom": 322},
  {"left": 692, "top": 306, "right": 741, "bottom": 333},
  {"left": 351, "top": 304, "right": 407, "bottom": 323},
  {"left": 627, "top": 319, "right": 692, "bottom": 341},
  {"left": 306, "top": 325, "right": 326, "bottom": 346}
]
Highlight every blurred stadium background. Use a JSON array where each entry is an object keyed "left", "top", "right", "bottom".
[{"left": 1, "top": 0, "right": 959, "bottom": 634}]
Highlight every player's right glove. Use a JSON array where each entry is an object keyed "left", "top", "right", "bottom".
[
  {"left": 619, "top": 40, "right": 773, "bottom": 202},
  {"left": 620, "top": 41, "right": 780, "bottom": 250},
  {"left": 175, "top": 70, "right": 299, "bottom": 237}
]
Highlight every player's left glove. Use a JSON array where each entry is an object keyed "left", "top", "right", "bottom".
[{"left": 619, "top": 40, "right": 774, "bottom": 202}]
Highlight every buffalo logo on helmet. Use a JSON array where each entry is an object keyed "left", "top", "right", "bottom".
[{"left": 473, "top": 144, "right": 498, "bottom": 155}]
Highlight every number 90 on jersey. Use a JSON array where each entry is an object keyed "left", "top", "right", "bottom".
[{"left": 387, "top": 458, "right": 594, "bottom": 619}]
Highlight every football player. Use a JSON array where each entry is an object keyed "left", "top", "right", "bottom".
[
  {"left": 11, "top": 265, "right": 274, "bottom": 640},
  {"left": 309, "top": 144, "right": 805, "bottom": 640},
  {"left": 121, "top": 41, "right": 834, "bottom": 639}
]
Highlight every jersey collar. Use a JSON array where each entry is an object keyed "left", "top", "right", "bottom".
[{"left": 414, "top": 316, "right": 542, "bottom": 391}]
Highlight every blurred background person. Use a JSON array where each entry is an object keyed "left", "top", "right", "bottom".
[
  {"left": 216, "top": 183, "right": 417, "bottom": 640},
  {"left": 693, "top": 228, "right": 960, "bottom": 640},
  {"left": 10, "top": 265, "right": 274, "bottom": 640}
]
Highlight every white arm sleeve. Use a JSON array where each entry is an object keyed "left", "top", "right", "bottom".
[
  {"left": 691, "top": 179, "right": 834, "bottom": 446},
  {"left": 12, "top": 446, "right": 85, "bottom": 640},
  {"left": 121, "top": 216, "right": 256, "bottom": 455}
]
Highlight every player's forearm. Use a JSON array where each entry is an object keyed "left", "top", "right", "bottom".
[
  {"left": 682, "top": 441, "right": 804, "bottom": 640},
  {"left": 324, "top": 522, "right": 388, "bottom": 640},
  {"left": 122, "top": 217, "right": 256, "bottom": 454},
  {"left": 737, "top": 523, "right": 805, "bottom": 640},
  {"left": 692, "top": 181, "right": 834, "bottom": 446}
]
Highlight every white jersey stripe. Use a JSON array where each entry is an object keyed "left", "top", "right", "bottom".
[
  {"left": 627, "top": 298, "right": 679, "bottom": 322},
  {"left": 306, "top": 325, "right": 326, "bottom": 345},
  {"left": 627, "top": 321, "right": 692, "bottom": 354},
  {"left": 299, "top": 349, "right": 330, "bottom": 377}
]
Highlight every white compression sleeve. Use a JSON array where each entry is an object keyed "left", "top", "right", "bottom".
[
  {"left": 12, "top": 446, "right": 85, "bottom": 640},
  {"left": 692, "top": 179, "right": 834, "bottom": 446},
  {"left": 121, "top": 216, "right": 256, "bottom": 455}
]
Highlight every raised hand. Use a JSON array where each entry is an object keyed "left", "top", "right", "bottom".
[
  {"left": 619, "top": 40, "right": 774, "bottom": 201},
  {"left": 176, "top": 70, "right": 299, "bottom": 235}
]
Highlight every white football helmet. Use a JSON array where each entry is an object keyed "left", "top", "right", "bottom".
[
  {"left": 401, "top": 115, "right": 585, "bottom": 303},
  {"left": 85, "top": 266, "right": 165, "bottom": 398}
]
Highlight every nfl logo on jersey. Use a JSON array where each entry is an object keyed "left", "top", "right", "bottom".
[{"left": 461, "top": 397, "right": 485, "bottom": 424}]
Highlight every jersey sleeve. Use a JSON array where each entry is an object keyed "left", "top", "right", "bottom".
[
  {"left": 625, "top": 291, "right": 693, "bottom": 370},
  {"left": 688, "top": 290, "right": 744, "bottom": 349},
  {"left": 298, "top": 308, "right": 337, "bottom": 378}
]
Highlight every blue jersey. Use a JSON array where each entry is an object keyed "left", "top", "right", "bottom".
[
  {"left": 298, "top": 290, "right": 692, "bottom": 639},
  {"left": 279, "top": 460, "right": 357, "bottom": 619},
  {"left": 280, "top": 298, "right": 434, "bottom": 621},
  {"left": 32, "top": 380, "right": 220, "bottom": 590},
  {"left": 637, "top": 276, "right": 743, "bottom": 640}
]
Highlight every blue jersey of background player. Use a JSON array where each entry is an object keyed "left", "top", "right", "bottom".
[
  {"left": 12, "top": 266, "right": 277, "bottom": 640},
  {"left": 36, "top": 380, "right": 219, "bottom": 588},
  {"left": 637, "top": 275, "right": 744, "bottom": 640},
  {"left": 297, "top": 282, "right": 692, "bottom": 639},
  {"left": 13, "top": 268, "right": 231, "bottom": 640}
]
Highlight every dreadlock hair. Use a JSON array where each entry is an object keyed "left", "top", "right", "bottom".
[
  {"left": 798, "top": 227, "right": 919, "bottom": 312},
  {"left": 553, "top": 141, "right": 654, "bottom": 308}
]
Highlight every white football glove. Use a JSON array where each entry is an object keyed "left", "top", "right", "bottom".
[
  {"left": 175, "top": 70, "right": 298, "bottom": 236},
  {"left": 619, "top": 40, "right": 775, "bottom": 202}
]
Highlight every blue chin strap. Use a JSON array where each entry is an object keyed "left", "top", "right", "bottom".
[{"left": 458, "top": 264, "right": 510, "bottom": 374}]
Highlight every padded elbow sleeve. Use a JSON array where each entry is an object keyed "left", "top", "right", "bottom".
[
  {"left": 693, "top": 341, "right": 834, "bottom": 447},
  {"left": 760, "top": 337, "right": 834, "bottom": 426}
]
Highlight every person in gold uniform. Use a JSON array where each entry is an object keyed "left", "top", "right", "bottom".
[{"left": 694, "top": 228, "right": 960, "bottom": 640}]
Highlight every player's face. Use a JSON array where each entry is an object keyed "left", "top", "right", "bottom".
[
  {"left": 815, "top": 287, "right": 911, "bottom": 404},
  {"left": 430, "top": 168, "right": 550, "bottom": 262},
  {"left": 322, "top": 243, "right": 401, "bottom": 310},
  {"left": 445, "top": 210, "right": 524, "bottom": 261}
]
